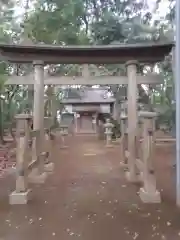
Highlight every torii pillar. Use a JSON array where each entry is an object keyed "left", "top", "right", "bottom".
[
  {"left": 125, "top": 60, "right": 139, "bottom": 182},
  {"left": 33, "top": 60, "right": 45, "bottom": 155}
]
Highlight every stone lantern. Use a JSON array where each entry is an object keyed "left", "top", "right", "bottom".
[{"left": 104, "top": 119, "right": 114, "bottom": 146}]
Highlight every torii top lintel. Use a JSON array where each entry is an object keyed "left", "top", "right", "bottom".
[{"left": 0, "top": 42, "right": 174, "bottom": 64}]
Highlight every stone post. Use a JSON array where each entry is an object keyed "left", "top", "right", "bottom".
[
  {"left": 46, "top": 85, "right": 57, "bottom": 124},
  {"left": 43, "top": 86, "right": 56, "bottom": 173},
  {"left": 138, "top": 111, "right": 161, "bottom": 203},
  {"left": 60, "top": 126, "right": 69, "bottom": 148},
  {"left": 125, "top": 60, "right": 139, "bottom": 182},
  {"left": 74, "top": 113, "right": 78, "bottom": 133},
  {"left": 120, "top": 114, "right": 128, "bottom": 168},
  {"left": 104, "top": 119, "right": 114, "bottom": 147},
  {"left": 43, "top": 130, "right": 55, "bottom": 173},
  {"left": 33, "top": 60, "right": 45, "bottom": 171},
  {"left": 9, "top": 114, "right": 32, "bottom": 204},
  {"left": 92, "top": 113, "right": 97, "bottom": 133},
  {"left": 98, "top": 120, "right": 105, "bottom": 140}
]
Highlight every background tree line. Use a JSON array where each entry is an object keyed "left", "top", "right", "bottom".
[{"left": 0, "top": 0, "right": 176, "bottom": 142}]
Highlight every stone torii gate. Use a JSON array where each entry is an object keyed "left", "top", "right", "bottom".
[{"left": 0, "top": 42, "right": 173, "bottom": 184}]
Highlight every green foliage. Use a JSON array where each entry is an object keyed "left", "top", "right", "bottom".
[
  {"left": 0, "top": 0, "right": 175, "bottom": 140},
  {"left": 24, "top": 0, "right": 86, "bottom": 44}
]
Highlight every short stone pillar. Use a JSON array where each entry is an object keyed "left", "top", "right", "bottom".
[
  {"left": 138, "top": 111, "right": 161, "bottom": 203},
  {"left": 74, "top": 113, "right": 79, "bottom": 133},
  {"left": 98, "top": 120, "right": 105, "bottom": 140},
  {"left": 60, "top": 126, "right": 69, "bottom": 148},
  {"left": 43, "top": 131, "right": 55, "bottom": 173},
  {"left": 104, "top": 119, "right": 114, "bottom": 147},
  {"left": 120, "top": 114, "right": 128, "bottom": 168},
  {"left": 9, "top": 114, "right": 32, "bottom": 205},
  {"left": 92, "top": 114, "right": 97, "bottom": 133}
]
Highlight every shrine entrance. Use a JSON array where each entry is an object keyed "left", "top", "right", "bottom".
[
  {"left": 0, "top": 41, "right": 174, "bottom": 207},
  {"left": 78, "top": 112, "right": 93, "bottom": 133},
  {"left": 75, "top": 111, "right": 96, "bottom": 134}
]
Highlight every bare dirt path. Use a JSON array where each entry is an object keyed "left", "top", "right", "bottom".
[{"left": 0, "top": 135, "right": 179, "bottom": 240}]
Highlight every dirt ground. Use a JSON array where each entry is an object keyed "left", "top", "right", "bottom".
[{"left": 0, "top": 134, "right": 179, "bottom": 240}]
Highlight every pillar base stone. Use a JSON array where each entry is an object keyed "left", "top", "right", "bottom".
[
  {"left": 28, "top": 169, "right": 47, "bottom": 184},
  {"left": 125, "top": 171, "right": 141, "bottom": 183},
  {"left": 44, "top": 162, "right": 54, "bottom": 172},
  {"left": 9, "top": 189, "right": 32, "bottom": 205},
  {"left": 139, "top": 187, "right": 161, "bottom": 203}
]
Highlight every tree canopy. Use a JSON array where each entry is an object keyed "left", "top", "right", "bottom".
[{"left": 0, "top": 0, "right": 176, "bottom": 141}]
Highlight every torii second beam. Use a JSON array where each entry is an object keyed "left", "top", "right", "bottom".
[{"left": 5, "top": 74, "right": 163, "bottom": 85}]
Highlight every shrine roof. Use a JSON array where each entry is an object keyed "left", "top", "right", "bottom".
[
  {"left": 0, "top": 42, "right": 174, "bottom": 64},
  {"left": 61, "top": 88, "right": 115, "bottom": 104}
]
